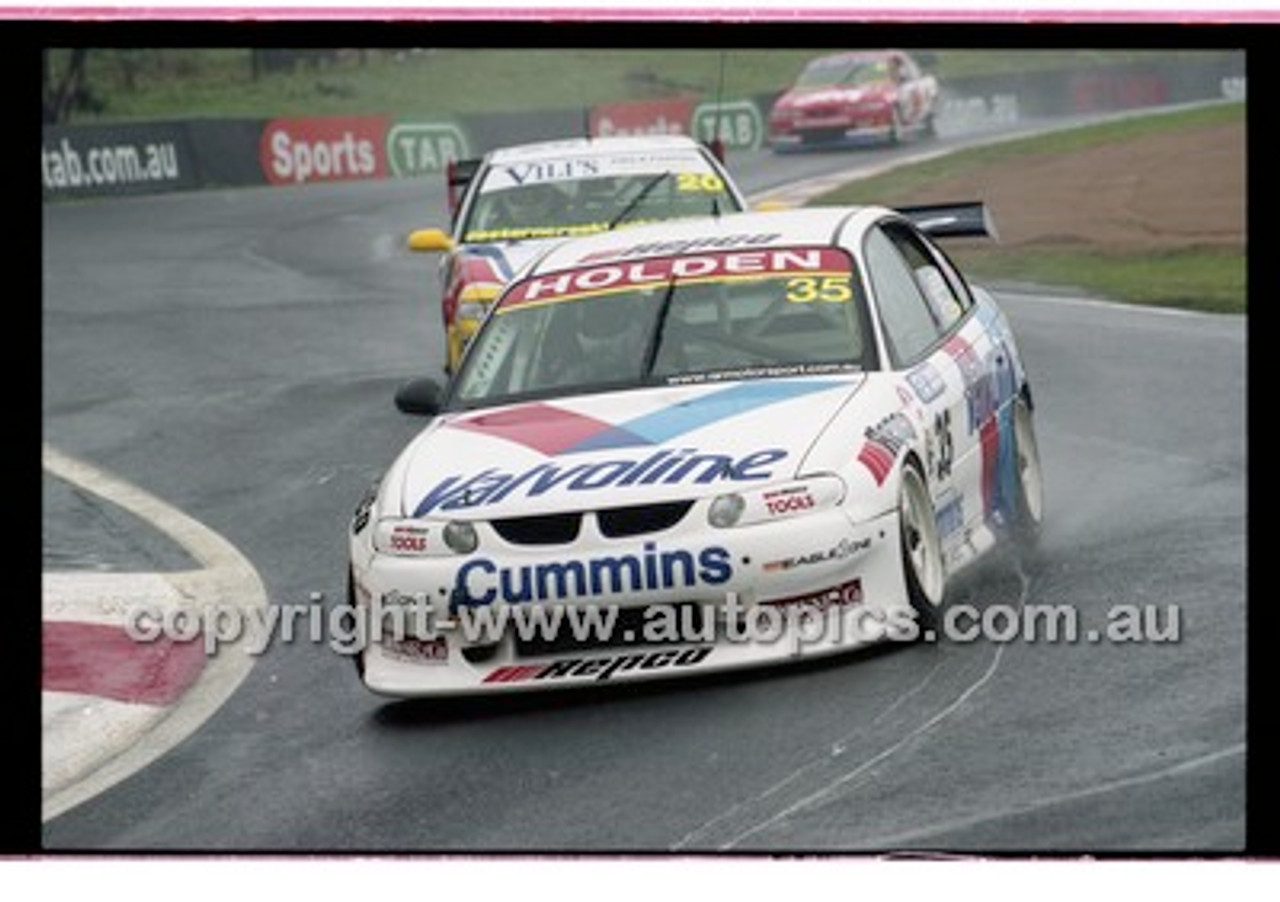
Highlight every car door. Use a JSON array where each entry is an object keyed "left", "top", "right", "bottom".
[
  {"left": 862, "top": 218, "right": 990, "bottom": 567},
  {"left": 892, "top": 52, "right": 926, "bottom": 125}
]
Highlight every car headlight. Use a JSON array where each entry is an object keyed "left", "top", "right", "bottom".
[
  {"left": 707, "top": 476, "right": 846, "bottom": 529},
  {"left": 456, "top": 301, "right": 491, "bottom": 328},
  {"left": 442, "top": 520, "right": 479, "bottom": 555},
  {"left": 457, "top": 284, "right": 501, "bottom": 325},
  {"left": 708, "top": 493, "right": 746, "bottom": 529}
]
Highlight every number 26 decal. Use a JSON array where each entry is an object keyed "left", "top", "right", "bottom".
[
  {"left": 675, "top": 172, "right": 725, "bottom": 193},
  {"left": 785, "top": 276, "right": 853, "bottom": 303}
]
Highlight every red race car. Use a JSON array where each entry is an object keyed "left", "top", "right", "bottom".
[{"left": 768, "top": 50, "right": 939, "bottom": 151}]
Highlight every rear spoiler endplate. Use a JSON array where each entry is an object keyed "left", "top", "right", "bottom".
[
  {"left": 446, "top": 157, "right": 483, "bottom": 215},
  {"left": 896, "top": 201, "right": 998, "bottom": 241}
]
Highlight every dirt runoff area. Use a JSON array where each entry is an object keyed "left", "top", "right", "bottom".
[{"left": 892, "top": 118, "right": 1246, "bottom": 255}]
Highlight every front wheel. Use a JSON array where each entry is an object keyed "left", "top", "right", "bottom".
[
  {"left": 347, "top": 569, "right": 366, "bottom": 681},
  {"left": 899, "top": 461, "right": 946, "bottom": 629}
]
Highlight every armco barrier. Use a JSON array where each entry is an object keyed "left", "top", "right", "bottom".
[
  {"left": 184, "top": 119, "right": 274, "bottom": 188},
  {"left": 440, "top": 108, "right": 585, "bottom": 164},
  {"left": 939, "top": 54, "right": 1244, "bottom": 118}
]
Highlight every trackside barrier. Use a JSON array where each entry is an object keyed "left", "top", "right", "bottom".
[
  {"left": 42, "top": 121, "right": 212, "bottom": 199},
  {"left": 42, "top": 55, "right": 1242, "bottom": 202}
]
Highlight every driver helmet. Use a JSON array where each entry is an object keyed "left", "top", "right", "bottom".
[
  {"left": 574, "top": 297, "right": 646, "bottom": 362},
  {"left": 575, "top": 177, "right": 620, "bottom": 217},
  {"left": 499, "top": 182, "right": 561, "bottom": 225}
]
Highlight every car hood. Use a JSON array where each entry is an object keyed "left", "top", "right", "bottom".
[{"left": 394, "top": 374, "right": 867, "bottom": 520}]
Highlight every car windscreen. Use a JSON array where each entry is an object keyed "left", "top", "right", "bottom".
[
  {"left": 460, "top": 167, "right": 740, "bottom": 243},
  {"left": 450, "top": 246, "right": 874, "bottom": 407},
  {"left": 795, "top": 57, "right": 890, "bottom": 88}
]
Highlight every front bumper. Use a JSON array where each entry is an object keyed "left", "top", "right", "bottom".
[
  {"left": 350, "top": 506, "right": 915, "bottom": 697},
  {"left": 770, "top": 122, "right": 896, "bottom": 152}
]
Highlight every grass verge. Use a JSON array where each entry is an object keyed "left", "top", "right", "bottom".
[
  {"left": 812, "top": 103, "right": 1246, "bottom": 314},
  {"left": 954, "top": 247, "right": 1245, "bottom": 314}
]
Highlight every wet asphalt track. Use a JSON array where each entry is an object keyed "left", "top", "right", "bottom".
[{"left": 41, "top": 133, "right": 1247, "bottom": 852}]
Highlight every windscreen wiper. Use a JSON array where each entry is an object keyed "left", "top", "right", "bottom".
[
  {"left": 642, "top": 277, "right": 679, "bottom": 377},
  {"left": 608, "top": 172, "right": 670, "bottom": 230}
]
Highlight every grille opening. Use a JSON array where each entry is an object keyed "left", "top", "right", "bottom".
[
  {"left": 461, "top": 642, "right": 500, "bottom": 665},
  {"left": 514, "top": 602, "right": 709, "bottom": 658},
  {"left": 492, "top": 512, "right": 582, "bottom": 545},
  {"left": 803, "top": 127, "right": 847, "bottom": 144},
  {"left": 597, "top": 500, "right": 693, "bottom": 538}
]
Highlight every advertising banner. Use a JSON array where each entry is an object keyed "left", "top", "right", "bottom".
[
  {"left": 386, "top": 121, "right": 471, "bottom": 178},
  {"left": 590, "top": 98, "right": 695, "bottom": 139},
  {"left": 690, "top": 99, "right": 766, "bottom": 151},
  {"left": 42, "top": 122, "right": 200, "bottom": 199},
  {"left": 259, "top": 115, "right": 390, "bottom": 186}
]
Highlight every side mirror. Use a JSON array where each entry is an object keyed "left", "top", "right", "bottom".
[
  {"left": 407, "top": 228, "right": 454, "bottom": 253},
  {"left": 394, "top": 377, "right": 445, "bottom": 416}
]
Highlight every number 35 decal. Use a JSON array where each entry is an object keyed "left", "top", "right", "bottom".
[{"left": 785, "top": 275, "right": 853, "bottom": 303}]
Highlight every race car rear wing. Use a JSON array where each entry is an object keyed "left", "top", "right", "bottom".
[
  {"left": 896, "top": 202, "right": 999, "bottom": 241},
  {"left": 446, "top": 157, "right": 483, "bottom": 216}
]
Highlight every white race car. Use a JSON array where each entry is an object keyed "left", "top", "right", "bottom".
[
  {"left": 407, "top": 134, "right": 747, "bottom": 373},
  {"left": 349, "top": 204, "right": 1043, "bottom": 696}
]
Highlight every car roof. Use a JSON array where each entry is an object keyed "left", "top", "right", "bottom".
[
  {"left": 484, "top": 134, "right": 710, "bottom": 165},
  {"left": 808, "top": 50, "right": 900, "bottom": 65},
  {"left": 526, "top": 206, "right": 889, "bottom": 274}
]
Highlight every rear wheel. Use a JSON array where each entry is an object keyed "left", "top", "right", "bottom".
[
  {"left": 889, "top": 108, "right": 906, "bottom": 145},
  {"left": 1010, "top": 395, "right": 1045, "bottom": 548},
  {"left": 899, "top": 461, "right": 945, "bottom": 629}
]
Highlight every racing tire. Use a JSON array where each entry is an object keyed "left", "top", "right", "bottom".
[
  {"left": 1010, "top": 394, "right": 1045, "bottom": 551},
  {"left": 899, "top": 460, "right": 946, "bottom": 630},
  {"left": 347, "top": 569, "right": 366, "bottom": 682},
  {"left": 889, "top": 109, "right": 906, "bottom": 145}
]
